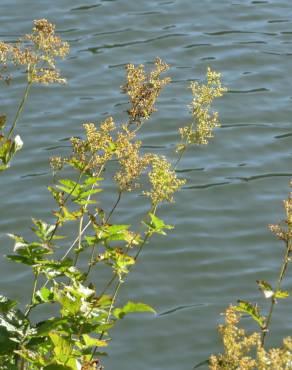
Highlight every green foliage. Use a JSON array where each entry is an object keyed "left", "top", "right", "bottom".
[
  {"left": 235, "top": 300, "right": 265, "bottom": 329},
  {"left": 0, "top": 19, "right": 226, "bottom": 369}
]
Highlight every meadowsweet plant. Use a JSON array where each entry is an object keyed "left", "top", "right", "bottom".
[
  {"left": 207, "top": 166, "right": 292, "bottom": 369},
  {"left": 0, "top": 20, "right": 226, "bottom": 370},
  {"left": 209, "top": 306, "right": 292, "bottom": 369},
  {"left": 0, "top": 19, "right": 69, "bottom": 171}
]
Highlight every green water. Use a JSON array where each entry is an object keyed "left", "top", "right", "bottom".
[{"left": 1, "top": 1, "right": 292, "bottom": 368}]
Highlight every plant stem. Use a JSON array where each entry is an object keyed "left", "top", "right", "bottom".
[
  {"left": 24, "top": 270, "right": 39, "bottom": 318},
  {"left": 91, "top": 280, "right": 122, "bottom": 359},
  {"left": 261, "top": 238, "right": 292, "bottom": 345},
  {"left": 106, "top": 190, "right": 122, "bottom": 223},
  {"left": 174, "top": 145, "right": 186, "bottom": 170},
  {"left": 7, "top": 81, "right": 32, "bottom": 139}
]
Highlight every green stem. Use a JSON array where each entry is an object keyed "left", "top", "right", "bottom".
[
  {"left": 174, "top": 145, "right": 187, "bottom": 170},
  {"left": 7, "top": 81, "right": 32, "bottom": 139},
  {"left": 91, "top": 280, "right": 122, "bottom": 359},
  {"left": 106, "top": 190, "right": 122, "bottom": 223},
  {"left": 261, "top": 238, "right": 292, "bottom": 345},
  {"left": 24, "top": 270, "right": 39, "bottom": 318}
]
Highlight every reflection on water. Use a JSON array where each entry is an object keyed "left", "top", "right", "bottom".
[{"left": 1, "top": 0, "right": 292, "bottom": 369}]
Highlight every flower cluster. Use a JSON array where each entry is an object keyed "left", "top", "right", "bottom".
[
  {"left": 144, "top": 155, "right": 186, "bottom": 206},
  {"left": 178, "top": 67, "right": 227, "bottom": 151},
  {"left": 114, "top": 133, "right": 152, "bottom": 191},
  {"left": 67, "top": 117, "right": 116, "bottom": 174},
  {"left": 210, "top": 306, "right": 292, "bottom": 369},
  {"left": 0, "top": 19, "right": 69, "bottom": 84},
  {"left": 269, "top": 179, "right": 292, "bottom": 241},
  {"left": 122, "top": 57, "right": 171, "bottom": 125},
  {"left": 209, "top": 306, "right": 259, "bottom": 369},
  {"left": 0, "top": 42, "right": 11, "bottom": 82}
]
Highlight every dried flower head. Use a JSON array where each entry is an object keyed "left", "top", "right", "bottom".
[
  {"left": 0, "top": 42, "right": 12, "bottom": 82},
  {"left": 50, "top": 156, "right": 64, "bottom": 173},
  {"left": 114, "top": 136, "right": 152, "bottom": 191},
  {"left": 210, "top": 306, "right": 292, "bottom": 369},
  {"left": 144, "top": 155, "right": 186, "bottom": 205},
  {"left": 10, "top": 19, "right": 69, "bottom": 84},
  {"left": 122, "top": 57, "right": 171, "bottom": 125},
  {"left": 209, "top": 306, "right": 260, "bottom": 370},
  {"left": 177, "top": 67, "right": 227, "bottom": 151},
  {"left": 68, "top": 118, "right": 116, "bottom": 174},
  {"left": 269, "top": 180, "right": 292, "bottom": 241}
]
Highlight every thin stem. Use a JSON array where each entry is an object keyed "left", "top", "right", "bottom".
[
  {"left": 8, "top": 81, "right": 32, "bottom": 139},
  {"left": 174, "top": 145, "right": 186, "bottom": 170},
  {"left": 261, "top": 238, "right": 292, "bottom": 345},
  {"left": 24, "top": 270, "right": 39, "bottom": 318},
  {"left": 106, "top": 190, "right": 122, "bottom": 223},
  {"left": 84, "top": 245, "right": 97, "bottom": 278},
  {"left": 91, "top": 280, "right": 122, "bottom": 359},
  {"left": 48, "top": 171, "right": 84, "bottom": 244}
]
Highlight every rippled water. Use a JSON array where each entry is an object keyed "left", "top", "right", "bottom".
[{"left": 2, "top": 1, "right": 292, "bottom": 368}]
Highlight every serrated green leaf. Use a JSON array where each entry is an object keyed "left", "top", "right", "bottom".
[
  {"left": 34, "top": 287, "right": 54, "bottom": 304},
  {"left": 84, "top": 176, "right": 102, "bottom": 186},
  {"left": 144, "top": 213, "right": 174, "bottom": 235},
  {"left": 6, "top": 254, "right": 34, "bottom": 265},
  {"left": 82, "top": 334, "right": 108, "bottom": 347},
  {"left": 114, "top": 301, "right": 156, "bottom": 319},
  {"left": 235, "top": 300, "right": 265, "bottom": 328},
  {"left": 36, "top": 317, "right": 67, "bottom": 337}
]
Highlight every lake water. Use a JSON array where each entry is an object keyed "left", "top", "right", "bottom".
[{"left": 1, "top": 0, "right": 292, "bottom": 368}]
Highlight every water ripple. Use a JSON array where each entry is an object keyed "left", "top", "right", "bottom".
[
  {"left": 158, "top": 303, "right": 208, "bottom": 317},
  {"left": 81, "top": 33, "right": 187, "bottom": 54},
  {"left": 185, "top": 181, "right": 230, "bottom": 190},
  {"left": 205, "top": 30, "right": 277, "bottom": 36},
  {"left": 71, "top": 4, "right": 101, "bottom": 11},
  {"left": 228, "top": 88, "right": 269, "bottom": 93},
  {"left": 227, "top": 173, "right": 292, "bottom": 182}
]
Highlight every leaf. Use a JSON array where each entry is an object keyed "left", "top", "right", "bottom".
[
  {"left": 144, "top": 213, "right": 174, "bottom": 235},
  {"left": 0, "top": 295, "right": 18, "bottom": 313},
  {"left": 114, "top": 301, "right": 156, "bottom": 319},
  {"left": 0, "top": 296, "right": 29, "bottom": 354},
  {"left": 0, "top": 326, "right": 17, "bottom": 355},
  {"left": 6, "top": 254, "right": 35, "bottom": 265},
  {"left": 94, "top": 224, "right": 130, "bottom": 242},
  {"left": 49, "top": 332, "right": 72, "bottom": 361},
  {"left": 256, "top": 280, "right": 274, "bottom": 299},
  {"left": 44, "top": 364, "right": 73, "bottom": 370},
  {"left": 34, "top": 287, "right": 54, "bottom": 304},
  {"left": 82, "top": 334, "right": 108, "bottom": 347},
  {"left": 36, "top": 317, "right": 67, "bottom": 337},
  {"left": 235, "top": 300, "right": 265, "bottom": 328},
  {"left": 7, "top": 233, "right": 27, "bottom": 248},
  {"left": 275, "top": 290, "right": 289, "bottom": 299},
  {"left": 31, "top": 219, "right": 56, "bottom": 242}
]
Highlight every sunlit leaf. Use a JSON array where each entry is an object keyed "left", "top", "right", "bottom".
[
  {"left": 144, "top": 213, "right": 174, "bottom": 235},
  {"left": 275, "top": 290, "right": 289, "bottom": 299},
  {"left": 235, "top": 300, "right": 265, "bottom": 328},
  {"left": 82, "top": 334, "right": 108, "bottom": 347},
  {"left": 114, "top": 301, "right": 156, "bottom": 319}
]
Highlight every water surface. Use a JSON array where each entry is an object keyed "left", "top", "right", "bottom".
[{"left": 1, "top": 1, "right": 292, "bottom": 369}]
